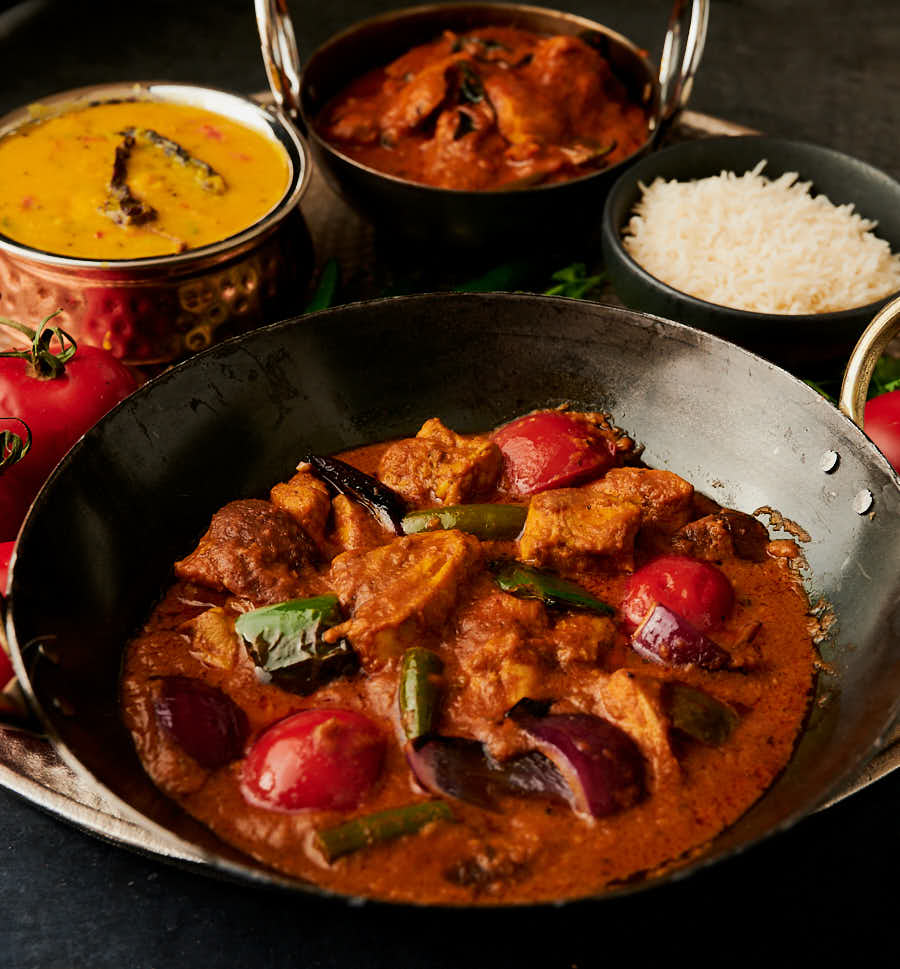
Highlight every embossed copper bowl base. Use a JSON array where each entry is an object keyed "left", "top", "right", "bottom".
[{"left": 0, "top": 82, "right": 312, "bottom": 364}]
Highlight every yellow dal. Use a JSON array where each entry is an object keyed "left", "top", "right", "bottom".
[{"left": 0, "top": 100, "right": 291, "bottom": 259}]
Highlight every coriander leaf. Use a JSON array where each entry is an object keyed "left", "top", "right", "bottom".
[
  {"left": 543, "top": 262, "right": 606, "bottom": 299},
  {"left": 304, "top": 260, "right": 340, "bottom": 313}
]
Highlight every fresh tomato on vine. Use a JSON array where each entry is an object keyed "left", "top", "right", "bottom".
[
  {"left": 0, "top": 540, "right": 12, "bottom": 597},
  {"left": 864, "top": 389, "right": 900, "bottom": 473},
  {"left": 0, "top": 312, "right": 137, "bottom": 541}
]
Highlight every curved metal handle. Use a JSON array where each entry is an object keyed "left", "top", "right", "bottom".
[
  {"left": 839, "top": 294, "right": 900, "bottom": 428},
  {"left": 255, "top": 0, "right": 303, "bottom": 122},
  {"left": 658, "top": 0, "right": 710, "bottom": 125}
]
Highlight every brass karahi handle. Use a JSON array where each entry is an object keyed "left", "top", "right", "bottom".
[{"left": 839, "top": 294, "right": 900, "bottom": 428}]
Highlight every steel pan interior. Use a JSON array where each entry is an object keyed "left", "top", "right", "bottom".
[{"left": 7, "top": 293, "right": 900, "bottom": 900}]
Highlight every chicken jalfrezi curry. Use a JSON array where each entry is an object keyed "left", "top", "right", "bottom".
[
  {"left": 317, "top": 27, "right": 649, "bottom": 190},
  {"left": 122, "top": 409, "right": 816, "bottom": 904}
]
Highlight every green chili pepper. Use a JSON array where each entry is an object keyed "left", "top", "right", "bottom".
[
  {"left": 399, "top": 647, "right": 444, "bottom": 740},
  {"left": 315, "top": 801, "right": 455, "bottom": 862},
  {"left": 402, "top": 504, "right": 527, "bottom": 541},
  {"left": 493, "top": 562, "right": 614, "bottom": 616}
]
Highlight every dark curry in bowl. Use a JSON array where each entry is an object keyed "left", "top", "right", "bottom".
[{"left": 121, "top": 406, "right": 815, "bottom": 904}]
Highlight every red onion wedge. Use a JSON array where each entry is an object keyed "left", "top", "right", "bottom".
[
  {"left": 405, "top": 736, "right": 568, "bottom": 811},
  {"left": 631, "top": 603, "right": 732, "bottom": 671},
  {"left": 509, "top": 709, "right": 646, "bottom": 818},
  {"left": 154, "top": 676, "right": 249, "bottom": 769}
]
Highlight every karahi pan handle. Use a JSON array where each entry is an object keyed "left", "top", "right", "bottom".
[
  {"left": 255, "top": 0, "right": 304, "bottom": 129},
  {"left": 658, "top": 0, "right": 709, "bottom": 125},
  {"left": 839, "top": 294, "right": 900, "bottom": 428}
]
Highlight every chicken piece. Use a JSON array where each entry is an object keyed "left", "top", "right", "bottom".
[
  {"left": 378, "top": 417, "right": 502, "bottom": 507},
  {"left": 380, "top": 57, "right": 457, "bottom": 142},
  {"left": 421, "top": 101, "right": 501, "bottom": 190},
  {"left": 482, "top": 71, "right": 563, "bottom": 148},
  {"left": 587, "top": 468, "right": 694, "bottom": 536},
  {"left": 331, "top": 493, "right": 386, "bottom": 552},
  {"left": 672, "top": 509, "right": 771, "bottom": 563},
  {"left": 384, "top": 31, "right": 458, "bottom": 79},
  {"left": 518, "top": 488, "right": 641, "bottom": 572},
  {"left": 525, "top": 35, "right": 612, "bottom": 128},
  {"left": 460, "top": 27, "right": 538, "bottom": 65},
  {"left": 450, "top": 587, "right": 557, "bottom": 731},
  {"left": 183, "top": 607, "right": 240, "bottom": 671},
  {"left": 551, "top": 613, "right": 616, "bottom": 670},
  {"left": 600, "top": 670, "right": 680, "bottom": 786},
  {"left": 175, "top": 500, "right": 313, "bottom": 605},
  {"left": 270, "top": 470, "right": 331, "bottom": 550},
  {"left": 324, "top": 104, "right": 379, "bottom": 145},
  {"left": 325, "top": 531, "right": 481, "bottom": 667}
]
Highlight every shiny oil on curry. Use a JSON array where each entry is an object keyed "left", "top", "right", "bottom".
[
  {"left": 317, "top": 26, "right": 649, "bottom": 190},
  {"left": 121, "top": 409, "right": 815, "bottom": 904}
]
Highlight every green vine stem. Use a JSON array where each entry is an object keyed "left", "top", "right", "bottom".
[
  {"left": 0, "top": 310, "right": 77, "bottom": 379},
  {"left": 0, "top": 418, "right": 32, "bottom": 472}
]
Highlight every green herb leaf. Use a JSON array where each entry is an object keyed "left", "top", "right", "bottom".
[
  {"left": 234, "top": 594, "right": 358, "bottom": 694},
  {"left": 543, "top": 263, "right": 606, "bottom": 300},
  {"left": 458, "top": 64, "right": 485, "bottom": 104},
  {"left": 870, "top": 355, "right": 900, "bottom": 397},
  {"left": 803, "top": 378, "right": 837, "bottom": 405},
  {"left": 304, "top": 259, "right": 340, "bottom": 313}
]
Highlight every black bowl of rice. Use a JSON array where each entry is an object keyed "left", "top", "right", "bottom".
[{"left": 601, "top": 136, "right": 900, "bottom": 369}]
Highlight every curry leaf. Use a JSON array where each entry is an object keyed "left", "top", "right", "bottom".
[
  {"left": 458, "top": 64, "right": 485, "bottom": 104},
  {"left": 235, "top": 594, "right": 358, "bottom": 694}
]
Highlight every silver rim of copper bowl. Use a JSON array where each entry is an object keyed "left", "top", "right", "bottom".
[{"left": 0, "top": 81, "right": 311, "bottom": 272}]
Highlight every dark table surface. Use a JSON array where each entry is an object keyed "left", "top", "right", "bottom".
[{"left": 1, "top": 1, "right": 899, "bottom": 966}]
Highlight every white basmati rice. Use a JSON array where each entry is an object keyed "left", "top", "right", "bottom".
[{"left": 621, "top": 161, "right": 900, "bottom": 314}]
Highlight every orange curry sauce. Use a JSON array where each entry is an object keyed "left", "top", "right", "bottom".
[
  {"left": 121, "top": 413, "right": 816, "bottom": 904},
  {"left": 316, "top": 27, "right": 649, "bottom": 190}
]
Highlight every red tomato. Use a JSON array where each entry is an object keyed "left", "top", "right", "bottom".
[
  {"left": 0, "top": 540, "right": 11, "bottom": 596},
  {"left": 241, "top": 709, "right": 385, "bottom": 812},
  {"left": 864, "top": 390, "right": 900, "bottom": 473},
  {"left": 0, "top": 539, "right": 12, "bottom": 685},
  {"left": 493, "top": 411, "right": 616, "bottom": 496},
  {"left": 0, "top": 320, "right": 137, "bottom": 540},
  {"left": 0, "top": 644, "right": 12, "bottom": 689},
  {"left": 622, "top": 555, "right": 734, "bottom": 633}
]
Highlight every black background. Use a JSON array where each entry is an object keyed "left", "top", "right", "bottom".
[{"left": 1, "top": 1, "right": 899, "bottom": 966}]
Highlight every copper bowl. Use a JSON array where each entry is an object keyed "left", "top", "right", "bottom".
[
  {"left": 0, "top": 82, "right": 313, "bottom": 364},
  {"left": 256, "top": 0, "right": 708, "bottom": 251}
]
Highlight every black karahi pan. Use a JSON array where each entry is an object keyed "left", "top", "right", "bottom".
[{"left": 5, "top": 293, "right": 900, "bottom": 901}]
